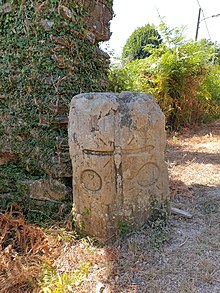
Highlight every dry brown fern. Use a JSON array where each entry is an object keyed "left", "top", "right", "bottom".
[
  {"left": 0, "top": 246, "right": 40, "bottom": 292},
  {"left": 0, "top": 205, "right": 51, "bottom": 292}
]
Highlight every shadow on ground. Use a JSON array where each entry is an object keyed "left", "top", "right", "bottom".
[
  {"left": 94, "top": 121, "right": 220, "bottom": 292},
  {"left": 102, "top": 182, "right": 220, "bottom": 293}
]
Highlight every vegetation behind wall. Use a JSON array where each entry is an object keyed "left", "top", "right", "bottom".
[
  {"left": 108, "top": 23, "right": 220, "bottom": 130},
  {"left": 122, "top": 24, "right": 162, "bottom": 62}
]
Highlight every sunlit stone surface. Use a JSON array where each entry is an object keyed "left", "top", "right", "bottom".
[{"left": 68, "top": 92, "right": 169, "bottom": 241}]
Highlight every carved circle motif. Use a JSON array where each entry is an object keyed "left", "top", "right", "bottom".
[
  {"left": 137, "top": 163, "right": 160, "bottom": 187},
  {"left": 81, "top": 169, "right": 102, "bottom": 192}
]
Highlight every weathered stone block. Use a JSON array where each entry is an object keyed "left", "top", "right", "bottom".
[
  {"left": 68, "top": 92, "right": 169, "bottom": 241},
  {"left": 76, "top": 0, "right": 113, "bottom": 41},
  {"left": 27, "top": 179, "right": 71, "bottom": 201}
]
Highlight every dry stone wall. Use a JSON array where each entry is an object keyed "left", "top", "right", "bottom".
[{"left": 0, "top": 0, "right": 113, "bottom": 215}]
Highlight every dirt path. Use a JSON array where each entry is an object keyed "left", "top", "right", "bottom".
[
  {"left": 95, "top": 120, "right": 220, "bottom": 293},
  {"left": 38, "top": 120, "right": 220, "bottom": 293}
]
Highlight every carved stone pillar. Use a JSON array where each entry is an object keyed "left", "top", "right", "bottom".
[{"left": 68, "top": 92, "right": 169, "bottom": 241}]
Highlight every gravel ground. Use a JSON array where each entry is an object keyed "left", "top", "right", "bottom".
[
  {"left": 96, "top": 120, "right": 220, "bottom": 293},
  {"left": 52, "top": 120, "right": 220, "bottom": 293},
  {"left": 1, "top": 121, "right": 219, "bottom": 293}
]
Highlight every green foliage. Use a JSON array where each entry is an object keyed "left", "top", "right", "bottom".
[
  {"left": 148, "top": 217, "right": 170, "bottom": 250},
  {"left": 0, "top": 0, "right": 110, "bottom": 205},
  {"left": 109, "top": 23, "right": 220, "bottom": 129},
  {"left": 147, "top": 199, "right": 170, "bottom": 249},
  {"left": 39, "top": 261, "right": 91, "bottom": 292},
  {"left": 122, "top": 24, "right": 162, "bottom": 62},
  {"left": 118, "top": 220, "right": 130, "bottom": 236}
]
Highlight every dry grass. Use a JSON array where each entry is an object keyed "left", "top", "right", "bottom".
[{"left": 0, "top": 120, "right": 220, "bottom": 292}]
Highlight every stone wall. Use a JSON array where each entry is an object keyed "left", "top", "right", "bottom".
[{"left": 0, "top": 0, "right": 113, "bottom": 214}]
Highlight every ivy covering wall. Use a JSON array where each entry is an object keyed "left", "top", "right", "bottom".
[{"left": 0, "top": 0, "right": 112, "bottom": 207}]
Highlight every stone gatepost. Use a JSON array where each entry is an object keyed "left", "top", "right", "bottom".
[{"left": 68, "top": 92, "right": 169, "bottom": 241}]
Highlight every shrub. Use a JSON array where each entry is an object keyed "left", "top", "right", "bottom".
[
  {"left": 122, "top": 24, "right": 162, "bottom": 62},
  {"left": 109, "top": 23, "right": 220, "bottom": 129}
]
